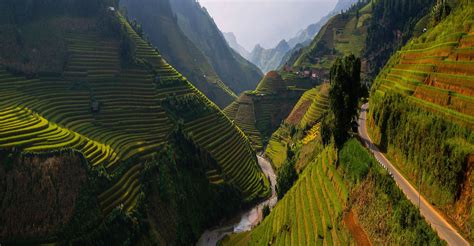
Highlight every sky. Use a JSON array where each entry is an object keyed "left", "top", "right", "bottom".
[{"left": 198, "top": 0, "right": 337, "bottom": 51}]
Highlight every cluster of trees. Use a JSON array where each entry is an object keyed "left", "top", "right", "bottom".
[
  {"left": 163, "top": 94, "right": 212, "bottom": 121},
  {"left": 365, "top": 0, "right": 435, "bottom": 76},
  {"left": 276, "top": 147, "right": 298, "bottom": 199},
  {"left": 371, "top": 92, "right": 473, "bottom": 204},
  {"left": 431, "top": 0, "right": 452, "bottom": 26},
  {"left": 321, "top": 54, "right": 361, "bottom": 147}
]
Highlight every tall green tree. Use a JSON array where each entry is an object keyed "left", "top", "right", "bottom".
[
  {"left": 328, "top": 54, "right": 361, "bottom": 147},
  {"left": 276, "top": 148, "right": 298, "bottom": 199}
]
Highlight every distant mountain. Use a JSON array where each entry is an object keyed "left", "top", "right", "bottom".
[
  {"left": 251, "top": 0, "right": 358, "bottom": 72},
  {"left": 279, "top": 0, "right": 359, "bottom": 69},
  {"left": 169, "top": 0, "right": 263, "bottom": 94},
  {"left": 223, "top": 32, "right": 250, "bottom": 60},
  {"left": 287, "top": 0, "right": 359, "bottom": 48},
  {"left": 120, "top": 0, "right": 235, "bottom": 108},
  {"left": 249, "top": 40, "right": 291, "bottom": 73}
]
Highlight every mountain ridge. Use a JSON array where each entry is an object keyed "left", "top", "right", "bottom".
[{"left": 169, "top": 0, "right": 263, "bottom": 94}]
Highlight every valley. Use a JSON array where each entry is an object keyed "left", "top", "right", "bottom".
[
  {"left": 0, "top": 0, "right": 472, "bottom": 245},
  {"left": 198, "top": 155, "right": 277, "bottom": 246}
]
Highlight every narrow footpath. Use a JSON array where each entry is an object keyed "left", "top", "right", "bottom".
[
  {"left": 197, "top": 155, "right": 277, "bottom": 246},
  {"left": 358, "top": 103, "right": 469, "bottom": 246}
]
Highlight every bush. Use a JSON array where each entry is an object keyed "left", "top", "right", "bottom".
[
  {"left": 262, "top": 205, "right": 270, "bottom": 219},
  {"left": 339, "top": 139, "right": 371, "bottom": 184},
  {"left": 276, "top": 159, "right": 298, "bottom": 200}
]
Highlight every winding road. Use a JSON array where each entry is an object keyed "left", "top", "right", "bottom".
[
  {"left": 358, "top": 103, "right": 470, "bottom": 246},
  {"left": 196, "top": 155, "right": 277, "bottom": 246}
]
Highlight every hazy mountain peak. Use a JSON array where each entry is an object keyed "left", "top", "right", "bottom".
[
  {"left": 275, "top": 39, "right": 290, "bottom": 51},
  {"left": 223, "top": 32, "right": 250, "bottom": 59}
]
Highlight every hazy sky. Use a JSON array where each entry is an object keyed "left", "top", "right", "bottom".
[{"left": 198, "top": 0, "right": 337, "bottom": 51}]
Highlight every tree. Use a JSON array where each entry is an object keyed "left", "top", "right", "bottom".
[
  {"left": 262, "top": 205, "right": 270, "bottom": 219},
  {"left": 276, "top": 159, "right": 298, "bottom": 200},
  {"left": 328, "top": 54, "right": 361, "bottom": 147}
]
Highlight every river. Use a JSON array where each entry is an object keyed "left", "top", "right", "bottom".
[{"left": 196, "top": 155, "right": 277, "bottom": 246}]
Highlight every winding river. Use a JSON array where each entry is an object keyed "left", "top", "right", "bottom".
[{"left": 196, "top": 155, "right": 277, "bottom": 246}]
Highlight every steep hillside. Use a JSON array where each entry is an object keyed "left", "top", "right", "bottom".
[
  {"left": 119, "top": 0, "right": 235, "bottom": 108},
  {"left": 223, "top": 32, "right": 251, "bottom": 60},
  {"left": 223, "top": 71, "right": 317, "bottom": 151},
  {"left": 0, "top": 3, "right": 269, "bottom": 244},
  {"left": 266, "top": 84, "right": 329, "bottom": 169},
  {"left": 289, "top": 0, "right": 435, "bottom": 81},
  {"left": 222, "top": 141, "right": 443, "bottom": 245},
  {"left": 169, "top": 0, "right": 263, "bottom": 93},
  {"left": 287, "top": 0, "right": 359, "bottom": 48},
  {"left": 278, "top": 0, "right": 359, "bottom": 68},
  {"left": 369, "top": 0, "right": 474, "bottom": 240},
  {"left": 291, "top": 1, "right": 372, "bottom": 78},
  {"left": 249, "top": 41, "right": 291, "bottom": 73}
]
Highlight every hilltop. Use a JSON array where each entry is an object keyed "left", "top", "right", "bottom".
[
  {"left": 224, "top": 32, "right": 251, "bottom": 60},
  {"left": 0, "top": 1, "right": 269, "bottom": 244},
  {"left": 223, "top": 71, "right": 317, "bottom": 151}
]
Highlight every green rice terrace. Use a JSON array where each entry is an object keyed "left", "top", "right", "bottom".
[
  {"left": 372, "top": 4, "right": 474, "bottom": 128},
  {"left": 222, "top": 147, "right": 350, "bottom": 245},
  {"left": 1, "top": 0, "right": 472, "bottom": 245},
  {"left": 368, "top": 2, "right": 474, "bottom": 240},
  {"left": 265, "top": 84, "right": 329, "bottom": 169},
  {"left": 0, "top": 6, "right": 269, "bottom": 244},
  {"left": 224, "top": 71, "right": 316, "bottom": 150}
]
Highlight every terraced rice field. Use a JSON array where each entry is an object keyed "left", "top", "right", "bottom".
[
  {"left": 264, "top": 128, "right": 289, "bottom": 169},
  {"left": 374, "top": 6, "right": 474, "bottom": 128},
  {"left": 223, "top": 95, "right": 263, "bottom": 151},
  {"left": 299, "top": 84, "right": 329, "bottom": 129},
  {"left": 223, "top": 147, "right": 350, "bottom": 245},
  {"left": 285, "top": 88, "right": 319, "bottom": 126},
  {"left": 302, "top": 123, "right": 321, "bottom": 145},
  {"left": 0, "top": 12, "right": 267, "bottom": 216},
  {"left": 255, "top": 71, "right": 287, "bottom": 94},
  {"left": 184, "top": 112, "right": 268, "bottom": 200}
]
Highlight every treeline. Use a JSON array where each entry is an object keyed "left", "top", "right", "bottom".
[
  {"left": 371, "top": 92, "right": 473, "bottom": 204},
  {"left": 0, "top": 0, "right": 119, "bottom": 24},
  {"left": 365, "top": 0, "right": 435, "bottom": 77}
]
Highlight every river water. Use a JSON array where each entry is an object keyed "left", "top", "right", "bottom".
[{"left": 196, "top": 155, "right": 277, "bottom": 246}]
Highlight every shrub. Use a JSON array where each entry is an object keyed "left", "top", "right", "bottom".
[{"left": 276, "top": 159, "right": 298, "bottom": 200}]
